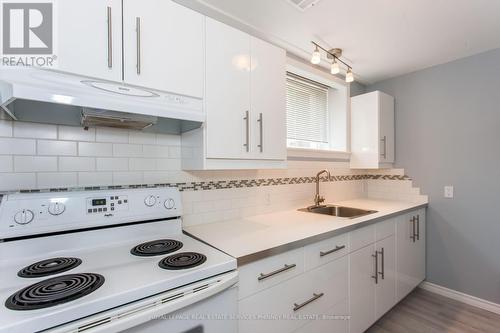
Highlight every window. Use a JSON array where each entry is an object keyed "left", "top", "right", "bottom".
[{"left": 286, "top": 73, "right": 330, "bottom": 150}]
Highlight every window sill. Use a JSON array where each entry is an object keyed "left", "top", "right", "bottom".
[{"left": 287, "top": 147, "right": 351, "bottom": 161}]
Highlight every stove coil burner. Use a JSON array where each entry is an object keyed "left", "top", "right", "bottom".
[
  {"left": 17, "top": 257, "right": 82, "bottom": 278},
  {"left": 5, "top": 273, "right": 105, "bottom": 310},
  {"left": 130, "top": 239, "right": 183, "bottom": 257},
  {"left": 158, "top": 252, "right": 207, "bottom": 270}
]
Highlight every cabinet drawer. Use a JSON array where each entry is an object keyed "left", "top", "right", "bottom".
[
  {"left": 239, "top": 256, "right": 348, "bottom": 333},
  {"left": 375, "top": 218, "right": 396, "bottom": 241},
  {"left": 350, "top": 224, "right": 375, "bottom": 252},
  {"left": 293, "top": 298, "right": 348, "bottom": 333},
  {"left": 304, "top": 233, "right": 349, "bottom": 271},
  {"left": 238, "top": 247, "right": 304, "bottom": 300}
]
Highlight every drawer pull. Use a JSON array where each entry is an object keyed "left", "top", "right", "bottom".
[
  {"left": 320, "top": 245, "right": 346, "bottom": 257},
  {"left": 293, "top": 292, "right": 324, "bottom": 311},
  {"left": 416, "top": 214, "right": 420, "bottom": 240},
  {"left": 377, "top": 247, "right": 385, "bottom": 280},
  {"left": 258, "top": 263, "right": 296, "bottom": 281}
]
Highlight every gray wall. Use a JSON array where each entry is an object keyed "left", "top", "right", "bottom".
[
  {"left": 368, "top": 48, "right": 500, "bottom": 304},
  {"left": 349, "top": 81, "right": 366, "bottom": 97}
]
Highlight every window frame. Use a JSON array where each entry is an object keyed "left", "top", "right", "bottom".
[{"left": 286, "top": 57, "right": 351, "bottom": 160}]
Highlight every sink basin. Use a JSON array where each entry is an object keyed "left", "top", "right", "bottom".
[{"left": 298, "top": 205, "right": 378, "bottom": 219}]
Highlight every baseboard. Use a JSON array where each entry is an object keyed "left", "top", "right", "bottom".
[{"left": 419, "top": 281, "right": 500, "bottom": 315}]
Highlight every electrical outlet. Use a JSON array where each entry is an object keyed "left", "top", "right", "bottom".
[{"left": 444, "top": 186, "right": 454, "bottom": 198}]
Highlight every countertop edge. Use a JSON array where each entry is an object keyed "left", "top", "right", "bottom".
[{"left": 186, "top": 202, "right": 428, "bottom": 266}]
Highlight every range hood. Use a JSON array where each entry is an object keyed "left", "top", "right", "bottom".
[{"left": 0, "top": 67, "right": 204, "bottom": 134}]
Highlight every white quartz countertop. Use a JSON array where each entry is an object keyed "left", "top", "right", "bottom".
[{"left": 184, "top": 198, "right": 428, "bottom": 265}]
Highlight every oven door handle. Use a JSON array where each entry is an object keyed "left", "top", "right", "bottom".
[{"left": 46, "top": 271, "right": 239, "bottom": 333}]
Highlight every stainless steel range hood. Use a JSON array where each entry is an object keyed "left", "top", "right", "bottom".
[{"left": 0, "top": 67, "right": 204, "bottom": 134}]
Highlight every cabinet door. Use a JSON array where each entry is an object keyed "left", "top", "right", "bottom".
[
  {"left": 250, "top": 37, "right": 286, "bottom": 160},
  {"left": 349, "top": 244, "right": 376, "bottom": 333},
  {"left": 396, "top": 210, "right": 426, "bottom": 301},
  {"left": 122, "top": 0, "right": 204, "bottom": 97},
  {"left": 205, "top": 18, "right": 251, "bottom": 159},
  {"left": 375, "top": 235, "right": 396, "bottom": 319},
  {"left": 56, "top": 0, "right": 122, "bottom": 81},
  {"left": 378, "top": 92, "right": 395, "bottom": 163}
]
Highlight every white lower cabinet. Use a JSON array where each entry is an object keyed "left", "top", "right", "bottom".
[
  {"left": 396, "top": 209, "right": 426, "bottom": 301},
  {"left": 239, "top": 256, "right": 348, "bottom": 333},
  {"left": 237, "top": 208, "right": 425, "bottom": 333},
  {"left": 349, "top": 224, "right": 397, "bottom": 333}
]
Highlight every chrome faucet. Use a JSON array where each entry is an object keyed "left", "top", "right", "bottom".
[{"left": 313, "top": 169, "right": 331, "bottom": 207}]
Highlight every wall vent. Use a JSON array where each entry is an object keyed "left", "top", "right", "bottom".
[{"left": 285, "top": 0, "right": 324, "bottom": 11}]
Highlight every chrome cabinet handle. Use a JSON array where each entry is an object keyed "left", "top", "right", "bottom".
[
  {"left": 243, "top": 111, "right": 249, "bottom": 152},
  {"left": 410, "top": 216, "right": 416, "bottom": 242},
  {"left": 107, "top": 7, "right": 112, "bottom": 68},
  {"left": 258, "top": 263, "right": 296, "bottom": 281},
  {"left": 377, "top": 247, "right": 385, "bottom": 280},
  {"left": 416, "top": 215, "right": 420, "bottom": 241},
  {"left": 136, "top": 17, "right": 141, "bottom": 75},
  {"left": 293, "top": 292, "right": 324, "bottom": 311},
  {"left": 257, "top": 113, "right": 263, "bottom": 153},
  {"left": 381, "top": 136, "right": 387, "bottom": 159},
  {"left": 372, "top": 252, "right": 378, "bottom": 284},
  {"left": 320, "top": 245, "right": 346, "bottom": 257}
]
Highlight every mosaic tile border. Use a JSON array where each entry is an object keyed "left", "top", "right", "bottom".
[{"left": 7, "top": 174, "right": 411, "bottom": 194}]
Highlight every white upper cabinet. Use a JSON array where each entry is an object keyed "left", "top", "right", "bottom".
[
  {"left": 205, "top": 17, "right": 251, "bottom": 159},
  {"left": 182, "top": 18, "right": 287, "bottom": 169},
  {"left": 350, "top": 91, "right": 394, "bottom": 169},
  {"left": 122, "top": 0, "right": 204, "bottom": 98},
  {"left": 56, "top": 0, "right": 122, "bottom": 81},
  {"left": 250, "top": 37, "right": 287, "bottom": 160}
]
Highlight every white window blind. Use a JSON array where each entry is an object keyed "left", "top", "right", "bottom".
[{"left": 286, "top": 73, "right": 329, "bottom": 146}]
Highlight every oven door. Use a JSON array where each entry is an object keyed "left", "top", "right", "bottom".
[{"left": 46, "top": 271, "right": 238, "bottom": 333}]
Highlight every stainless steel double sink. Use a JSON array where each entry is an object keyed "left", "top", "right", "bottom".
[{"left": 298, "top": 205, "right": 377, "bottom": 219}]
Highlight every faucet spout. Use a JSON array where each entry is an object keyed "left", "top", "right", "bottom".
[{"left": 314, "top": 169, "right": 331, "bottom": 207}]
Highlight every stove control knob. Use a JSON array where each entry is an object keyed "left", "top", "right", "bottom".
[
  {"left": 164, "top": 198, "right": 175, "bottom": 210},
  {"left": 48, "top": 202, "right": 66, "bottom": 216},
  {"left": 14, "top": 209, "right": 35, "bottom": 225},
  {"left": 144, "top": 195, "right": 157, "bottom": 207}
]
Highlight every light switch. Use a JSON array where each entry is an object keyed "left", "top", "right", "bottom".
[{"left": 444, "top": 186, "right": 454, "bottom": 198}]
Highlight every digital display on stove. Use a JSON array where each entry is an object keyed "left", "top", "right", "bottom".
[{"left": 92, "top": 199, "right": 106, "bottom": 206}]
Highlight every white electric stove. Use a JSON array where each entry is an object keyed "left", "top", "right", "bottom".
[{"left": 0, "top": 188, "right": 238, "bottom": 333}]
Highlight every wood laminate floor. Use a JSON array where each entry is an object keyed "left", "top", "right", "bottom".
[{"left": 367, "top": 288, "right": 500, "bottom": 333}]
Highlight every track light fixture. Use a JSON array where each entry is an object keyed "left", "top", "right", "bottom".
[
  {"left": 310, "top": 45, "right": 321, "bottom": 65},
  {"left": 310, "top": 42, "right": 354, "bottom": 83}
]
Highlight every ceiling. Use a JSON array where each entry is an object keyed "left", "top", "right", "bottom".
[{"left": 178, "top": 0, "right": 500, "bottom": 84}]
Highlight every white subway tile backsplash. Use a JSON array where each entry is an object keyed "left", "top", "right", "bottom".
[
  {"left": 112, "top": 172, "right": 143, "bottom": 185},
  {"left": 59, "top": 126, "right": 95, "bottom": 141},
  {"left": 37, "top": 172, "right": 77, "bottom": 188},
  {"left": 113, "top": 144, "right": 143, "bottom": 157},
  {"left": 96, "top": 127, "right": 129, "bottom": 143},
  {"left": 0, "top": 120, "right": 13, "bottom": 137},
  {"left": 14, "top": 156, "right": 57, "bottom": 172},
  {"left": 129, "top": 158, "right": 156, "bottom": 171},
  {"left": 143, "top": 171, "right": 170, "bottom": 184},
  {"left": 37, "top": 140, "right": 76, "bottom": 156},
  {"left": 0, "top": 138, "right": 36, "bottom": 155},
  {"left": 129, "top": 132, "right": 156, "bottom": 144},
  {"left": 0, "top": 173, "right": 36, "bottom": 191},
  {"left": 142, "top": 145, "right": 169, "bottom": 158},
  {"left": 78, "top": 142, "right": 112, "bottom": 157},
  {"left": 156, "top": 158, "right": 181, "bottom": 170},
  {"left": 0, "top": 156, "right": 12, "bottom": 172},
  {"left": 156, "top": 134, "right": 180, "bottom": 146},
  {"left": 13, "top": 122, "right": 57, "bottom": 139},
  {"left": 59, "top": 157, "right": 95, "bottom": 172},
  {"left": 78, "top": 172, "right": 113, "bottom": 186},
  {"left": 96, "top": 157, "right": 129, "bottom": 171},
  {"left": 168, "top": 146, "right": 182, "bottom": 159}
]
